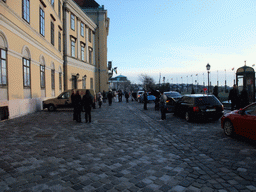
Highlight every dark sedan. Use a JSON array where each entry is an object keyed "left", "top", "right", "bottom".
[
  {"left": 174, "top": 94, "right": 224, "bottom": 122},
  {"left": 221, "top": 102, "right": 256, "bottom": 140},
  {"left": 164, "top": 91, "right": 183, "bottom": 113}
]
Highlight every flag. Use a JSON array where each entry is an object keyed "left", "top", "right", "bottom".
[{"left": 232, "top": 67, "right": 234, "bottom": 71}]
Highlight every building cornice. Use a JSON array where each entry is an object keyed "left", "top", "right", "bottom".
[
  {"left": 67, "top": 56, "right": 95, "bottom": 72},
  {"left": 64, "top": 0, "right": 97, "bottom": 31}
]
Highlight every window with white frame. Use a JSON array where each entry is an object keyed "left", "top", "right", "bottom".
[
  {"left": 81, "top": 43, "right": 85, "bottom": 61},
  {"left": 22, "top": 0, "right": 30, "bottom": 23},
  {"left": 51, "top": 69, "right": 55, "bottom": 89},
  {"left": 23, "top": 57, "right": 30, "bottom": 87},
  {"left": 40, "top": 8, "right": 45, "bottom": 36},
  {"left": 51, "top": 21, "right": 54, "bottom": 45},
  {"left": 58, "top": 31, "right": 61, "bottom": 52},
  {"left": 40, "top": 65, "right": 45, "bottom": 88},
  {"left": 59, "top": 72, "right": 62, "bottom": 91},
  {"left": 90, "top": 78, "right": 93, "bottom": 89},
  {"left": 0, "top": 49, "right": 7, "bottom": 86},
  {"left": 71, "top": 39, "right": 75, "bottom": 57},
  {"left": 88, "top": 28, "right": 91, "bottom": 42},
  {"left": 71, "top": 14, "right": 75, "bottom": 30},
  {"left": 81, "top": 23, "right": 84, "bottom": 37},
  {"left": 89, "top": 47, "right": 93, "bottom": 64}
]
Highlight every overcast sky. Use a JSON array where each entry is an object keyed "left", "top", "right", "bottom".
[{"left": 96, "top": 0, "right": 256, "bottom": 86}]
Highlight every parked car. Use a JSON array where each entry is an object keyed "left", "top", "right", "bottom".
[
  {"left": 173, "top": 94, "right": 224, "bottom": 122},
  {"left": 164, "top": 91, "right": 183, "bottom": 113},
  {"left": 137, "top": 91, "right": 144, "bottom": 103},
  {"left": 221, "top": 102, "right": 256, "bottom": 140},
  {"left": 43, "top": 89, "right": 96, "bottom": 111},
  {"left": 138, "top": 92, "right": 156, "bottom": 103}
]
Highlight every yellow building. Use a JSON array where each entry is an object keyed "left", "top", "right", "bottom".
[
  {"left": 75, "top": 0, "right": 110, "bottom": 93},
  {"left": 0, "top": 0, "right": 63, "bottom": 119},
  {"left": 63, "top": 0, "right": 97, "bottom": 91},
  {"left": 0, "top": 0, "right": 110, "bottom": 120}
]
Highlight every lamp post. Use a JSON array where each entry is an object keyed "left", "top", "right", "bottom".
[
  {"left": 206, "top": 63, "right": 211, "bottom": 94},
  {"left": 225, "top": 69, "right": 227, "bottom": 92}
]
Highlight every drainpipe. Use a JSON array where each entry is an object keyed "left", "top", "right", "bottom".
[
  {"left": 97, "top": 9, "right": 100, "bottom": 92},
  {"left": 63, "top": 2, "right": 67, "bottom": 91}
]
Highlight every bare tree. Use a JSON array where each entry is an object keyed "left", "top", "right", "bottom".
[{"left": 139, "top": 74, "right": 155, "bottom": 91}]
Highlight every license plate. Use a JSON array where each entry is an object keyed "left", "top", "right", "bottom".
[{"left": 206, "top": 109, "right": 216, "bottom": 112}]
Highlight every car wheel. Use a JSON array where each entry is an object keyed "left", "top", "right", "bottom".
[
  {"left": 48, "top": 104, "right": 55, "bottom": 111},
  {"left": 223, "top": 120, "right": 234, "bottom": 136},
  {"left": 185, "top": 111, "right": 191, "bottom": 122}
]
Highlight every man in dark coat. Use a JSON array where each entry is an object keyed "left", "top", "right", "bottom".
[
  {"left": 107, "top": 89, "right": 113, "bottom": 106},
  {"left": 118, "top": 90, "right": 122, "bottom": 102},
  {"left": 228, "top": 84, "right": 239, "bottom": 111},
  {"left": 82, "top": 90, "right": 93, "bottom": 123},
  {"left": 125, "top": 91, "right": 129, "bottom": 103},
  {"left": 73, "top": 90, "right": 82, "bottom": 122}
]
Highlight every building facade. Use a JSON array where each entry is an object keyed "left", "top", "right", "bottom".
[
  {"left": 0, "top": 0, "right": 64, "bottom": 119},
  {"left": 74, "top": 0, "right": 110, "bottom": 93},
  {"left": 63, "top": 0, "right": 97, "bottom": 91},
  {"left": 0, "top": 0, "right": 109, "bottom": 120}
]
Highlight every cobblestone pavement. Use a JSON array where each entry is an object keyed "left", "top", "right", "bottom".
[{"left": 1, "top": 100, "right": 256, "bottom": 192}]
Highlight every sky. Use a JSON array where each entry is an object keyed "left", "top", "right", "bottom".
[{"left": 96, "top": 0, "right": 256, "bottom": 86}]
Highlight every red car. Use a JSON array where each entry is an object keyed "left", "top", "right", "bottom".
[{"left": 221, "top": 102, "right": 256, "bottom": 140}]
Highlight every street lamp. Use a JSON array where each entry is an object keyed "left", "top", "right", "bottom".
[{"left": 206, "top": 63, "right": 211, "bottom": 94}]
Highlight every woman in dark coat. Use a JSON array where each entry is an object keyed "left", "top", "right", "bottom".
[
  {"left": 73, "top": 90, "right": 82, "bottom": 122},
  {"left": 82, "top": 90, "right": 93, "bottom": 123}
]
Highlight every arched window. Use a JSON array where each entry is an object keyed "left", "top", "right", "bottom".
[
  {"left": 0, "top": 33, "right": 7, "bottom": 87},
  {"left": 40, "top": 56, "right": 45, "bottom": 89},
  {"left": 22, "top": 47, "right": 31, "bottom": 88},
  {"left": 0, "top": 31, "right": 8, "bottom": 101}
]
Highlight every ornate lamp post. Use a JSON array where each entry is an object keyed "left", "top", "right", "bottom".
[{"left": 206, "top": 63, "right": 211, "bottom": 94}]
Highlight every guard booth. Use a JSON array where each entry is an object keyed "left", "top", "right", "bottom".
[{"left": 236, "top": 65, "right": 255, "bottom": 103}]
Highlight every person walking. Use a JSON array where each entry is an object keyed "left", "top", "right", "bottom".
[
  {"left": 107, "top": 89, "right": 113, "bottom": 106},
  {"left": 98, "top": 92, "right": 103, "bottom": 108},
  {"left": 82, "top": 90, "right": 93, "bottom": 123},
  {"left": 228, "top": 84, "right": 239, "bottom": 111},
  {"left": 125, "top": 91, "right": 129, "bottom": 103},
  {"left": 160, "top": 91, "right": 167, "bottom": 120},
  {"left": 73, "top": 90, "right": 82, "bottom": 122},
  {"left": 143, "top": 92, "right": 148, "bottom": 110}
]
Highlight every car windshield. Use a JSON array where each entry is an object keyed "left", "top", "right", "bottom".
[
  {"left": 195, "top": 96, "right": 221, "bottom": 106},
  {"left": 165, "top": 92, "right": 182, "bottom": 98}
]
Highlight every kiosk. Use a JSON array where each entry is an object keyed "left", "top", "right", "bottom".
[{"left": 236, "top": 65, "right": 255, "bottom": 103}]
